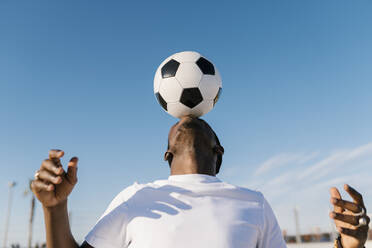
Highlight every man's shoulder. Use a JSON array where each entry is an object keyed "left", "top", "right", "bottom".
[
  {"left": 220, "top": 181, "right": 265, "bottom": 204},
  {"left": 110, "top": 179, "right": 168, "bottom": 205},
  {"left": 112, "top": 181, "right": 152, "bottom": 203},
  {"left": 235, "top": 185, "right": 264, "bottom": 197},
  {"left": 100, "top": 181, "right": 151, "bottom": 217}
]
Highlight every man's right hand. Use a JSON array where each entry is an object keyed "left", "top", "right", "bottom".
[{"left": 31, "top": 149, "right": 78, "bottom": 208}]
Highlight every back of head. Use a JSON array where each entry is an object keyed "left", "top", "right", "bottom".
[{"left": 165, "top": 116, "right": 224, "bottom": 175}]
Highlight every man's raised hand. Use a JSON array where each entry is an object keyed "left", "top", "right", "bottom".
[
  {"left": 31, "top": 149, "right": 78, "bottom": 208},
  {"left": 330, "top": 184, "right": 370, "bottom": 248}
]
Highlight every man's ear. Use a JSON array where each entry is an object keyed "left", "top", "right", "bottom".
[
  {"left": 214, "top": 145, "right": 224, "bottom": 156},
  {"left": 164, "top": 151, "right": 174, "bottom": 167},
  {"left": 213, "top": 145, "right": 224, "bottom": 174}
]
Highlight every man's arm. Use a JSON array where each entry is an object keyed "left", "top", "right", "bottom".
[
  {"left": 260, "top": 196, "right": 287, "bottom": 248},
  {"left": 43, "top": 202, "right": 93, "bottom": 248},
  {"left": 31, "top": 149, "right": 93, "bottom": 248},
  {"left": 43, "top": 201, "right": 78, "bottom": 248}
]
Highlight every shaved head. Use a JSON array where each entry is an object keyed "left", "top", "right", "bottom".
[{"left": 165, "top": 116, "right": 224, "bottom": 175}]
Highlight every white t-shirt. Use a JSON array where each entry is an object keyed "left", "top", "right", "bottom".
[{"left": 85, "top": 174, "right": 286, "bottom": 248}]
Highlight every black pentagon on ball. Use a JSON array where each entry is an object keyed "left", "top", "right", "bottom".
[
  {"left": 155, "top": 92, "right": 167, "bottom": 111},
  {"left": 213, "top": 87, "right": 222, "bottom": 106},
  {"left": 180, "top": 87, "right": 203, "bottom": 109},
  {"left": 161, "top": 59, "right": 180, "bottom": 78},
  {"left": 196, "top": 57, "right": 215, "bottom": 75}
]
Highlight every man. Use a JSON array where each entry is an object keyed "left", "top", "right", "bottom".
[{"left": 31, "top": 116, "right": 369, "bottom": 248}]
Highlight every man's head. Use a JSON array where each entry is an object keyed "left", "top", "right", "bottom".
[{"left": 164, "top": 116, "right": 224, "bottom": 175}]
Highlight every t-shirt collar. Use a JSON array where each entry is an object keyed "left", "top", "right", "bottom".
[{"left": 168, "top": 173, "right": 221, "bottom": 183}]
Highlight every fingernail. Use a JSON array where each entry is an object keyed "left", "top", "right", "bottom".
[
  {"left": 70, "top": 157, "right": 79, "bottom": 162},
  {"left": 57, "top": 167, "right": 63, "bottom": 175},
  {"left": 55, "top": 177, "right": 62, "bottom": 184}
]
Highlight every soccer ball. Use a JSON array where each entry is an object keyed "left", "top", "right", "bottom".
[{"left": 154, "top": 51, "right": 222, "bottom": 118}]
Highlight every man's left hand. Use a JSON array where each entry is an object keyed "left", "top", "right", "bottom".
[{"left": 330, "top": 184, "right": 370, "bottom": 248}]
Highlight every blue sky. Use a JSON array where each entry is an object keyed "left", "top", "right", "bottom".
[{"left": 1, "top": 0, "right": 372, "bottom": 245}]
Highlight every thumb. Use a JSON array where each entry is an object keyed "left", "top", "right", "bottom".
[{"left": 66, "top": 157, "right": 78, "bottom": 184}]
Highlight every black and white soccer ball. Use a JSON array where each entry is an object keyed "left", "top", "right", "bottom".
[{"left": 154, "top": 51, "right": 222, "bottom": 118}]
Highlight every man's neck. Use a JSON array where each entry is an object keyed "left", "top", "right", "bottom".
[{"left": 169, "top": 154, "right": 215, "bottom": 176}]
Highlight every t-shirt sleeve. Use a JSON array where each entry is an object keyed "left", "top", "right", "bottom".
[
  {"left": 85, "top": 202, "right": 130, "bottom": 248},
  {"left": 259, "top": 196, "right": 287, "bottom": 248},
  {"left": 85, "top": 182, "right": 142, "bottom": 248},
  {"left": 99, "top": 182, "right": 141, "bottom": 220}
]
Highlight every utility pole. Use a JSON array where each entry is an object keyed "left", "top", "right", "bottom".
[
  {"left": 24, "top": 180, "right": 36, "bottom": 248},
  {"left": 294, "top": 207, "right": 302, "bottom": 243},
  {"left": 3, "top": 181, "right": 16, "bottom": 248}
]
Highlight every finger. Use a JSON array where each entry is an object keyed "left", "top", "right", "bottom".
[
  {"left": 31, "top": 180, "right": 54, "bottom": 193},
  {"left": 330, "top": 212, "right": 359, "bottom": 226},
  {"left": 344, "top": 184, "right": 364, "bottom": 206},
  {"left": 38, "top": 170, "right": 62, "bottom": 184},
  {"left": 331, "top": 198, "right": 362, "bottom": 214},
  {"left": 41, "top": 159, "right": 64, "bottom": 175},
  {"left": 49, "top": 149, "right": 64, "bottom": 160},
  {"left": 338, "top": 227, "right": 359, "bottom": 238},
  {"left": 66, "top": 157, "right": 78, "bottom": 185},
  {"left": 330, "top": 187, "right": 344, "bottom": 213},
  {"left": 338, "top": 225, "right": 369, "bottom": 240}
]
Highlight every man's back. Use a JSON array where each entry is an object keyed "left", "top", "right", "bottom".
[{"left": 85, "top": 174, "right": 286, "bottom": 248}]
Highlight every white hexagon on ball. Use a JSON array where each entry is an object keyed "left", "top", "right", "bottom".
[
  {"left": 175, "top": 63, "right": 203, "bottom": 88},
  {"left": 154, "top": 51, "right": 222, "bottom": 119},
  {"left": 191, "top": 100, "right": 214, "bottom": 117},
  {"left": 159, "top": 78, "right": 183, "bottom": 103},
  {"left": 199, "top": 75, "right": 220, "bottom": 101},
  {"left": 173, "top": 51, "right": 201, "bottom": 63}
]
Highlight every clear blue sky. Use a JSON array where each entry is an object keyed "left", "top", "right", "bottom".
[{"left": 1, "top": 0, "right": 372, "bottom": 245}]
